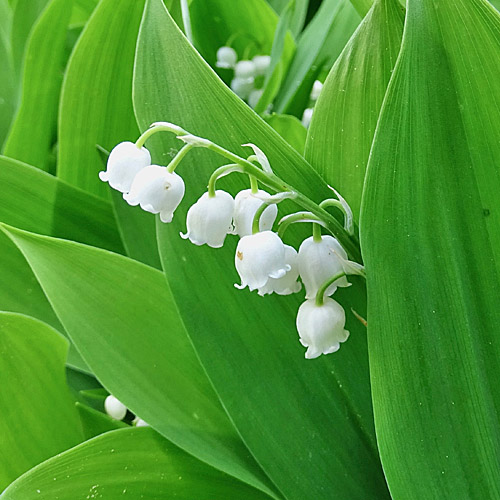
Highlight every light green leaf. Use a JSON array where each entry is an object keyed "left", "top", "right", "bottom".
[
  {"left": 76, "top": 403, "right": 127, "bottom": 440},
  {"left": 348, "top": 0, "right": 374, "bottom": 17},
  {"left": 1, "top": 225, "right": 279, "bottom": 499},
  {"left": 264, "top": 113, "right": 306, "bottom": 153},
  {"left": 1, "top": 428, "right": 271, "bottom": 500},
  {"left": 0, "top": 312, "right": 83, "bottom": 491},
  {"left": 360, "top": 0, "right": 500, "bottom": 497},
  {"left": 57, "top": 0, "right": 144, "bottom": 198},
  {"left": 305, "top": 0, "right": 404, "bottom": 219},
  {"left": 3, "top": 0, "right": 73, "bottom": 172},
  {"left": 274, "top": 0, "right": 361, "bottom": 116},
  {"left": 0, "top": 0, "right": 15, "bottom": 148},
  {"left": 134, "top": 1, "right": 389, "bottom": 499},
  {"left": 10, "top": 0, "right": 49, "bottom": 76},
  {"left": 69, "top": 0, "right": 98, "bottom": 27}
]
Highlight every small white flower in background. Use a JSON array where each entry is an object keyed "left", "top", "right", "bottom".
[
  {"left": 235, "top": 231, "right": 290, "bottom": 291},
  {"left": 301, "top": 108, "right": 314, "bottom": 128},
  {"left": 252, "top": 55, "right": 271, "bottom": 76},
  {"left": 232, "top": 189, "right": 278, "bottom": 237},
  {"left": 231, "top": 77, "right": 255, "bottom": 100},
  {"left": 310, "top": 80, "right": 323, "bottom": 101},
  {"left": 180, "top": 190, "right": 234, "bottom": 248},
  {"left": 234, "top": 60, "right": 256, "bottom": 79},
  {"left": 296, "top": 297, "right": 349, "bottom": 359},
  {"left": 99, "top": 141, "right": 151, "bottom": 194},
  {"left": 104, "top": 395, "right": 127, "bottom": 420},
  {"left": 123, "top": 165, "right": 185, "bottom": 223},
  {"left": 298, "top": 235, "right": 350, "bottom": 299},
  {"left": 258, "top": 244, "right": 301, "bottom": 296},
  {"left": 248, "top": 89, "right": 264, "bottom": 109},
  {"left": 216, "top": 46, "right": 237, "bottom": 68},
  {"left": 133, "top": 417, "right": 149, "bottom": 427}
]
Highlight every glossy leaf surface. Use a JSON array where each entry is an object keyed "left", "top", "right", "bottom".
[{"left": 361, "top": 0, "right": 500, "bottom": 497}]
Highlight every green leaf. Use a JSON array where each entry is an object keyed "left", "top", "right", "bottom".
[
  {"left": 57, "top": 0, "right": 144, "bottom": 198},
  {"left": 348, "top": 0, "right": 374, "bottom": 17},
  {"left": 0, "top": 312, "right": 83, "bottom": 491},
  {"left": 305, "top": 0, "right": 404, "bottom": 219},
  {"left": 10, "top": 0, "right": 49, "bottom": 76},
  {"left": 1, "top": 428, "right": 272, "bottom": 500},
  {"left": 0, "top": 0, "right": 15, "bottom": 147},
  {"left": 264, "top": 113, "right": 306, "bottom": 153},
  {"left": 76, "top": 403, "right": 127, "bottom": 440},
  {"left": 1, "top": 225, "right": 279, "bottom": 499},
  {"left": 360, "top": 0, "right": 500, "bottom": 497},
  {"left": 134, "top": 2, "right": 389, "bottom": 499},
  {"left": 3, "top": 0, "right": 73, "bottom": 172},
  {"left": 274, "top": 0, "right": 361, "bottom": 116}
]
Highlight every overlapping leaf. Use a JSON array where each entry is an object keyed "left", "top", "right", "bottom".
[
  {"left": 360, "top": 0, "right": 500, "bottom": 497},
  {"left": 133, "top": 2, "right": 389, "bottom": 499}
]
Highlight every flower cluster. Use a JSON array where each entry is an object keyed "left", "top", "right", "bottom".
[
  {"left": 100, "top": 123, "right": 363, "bottom": 359},
  {"left": 216, "top": 46, "right": 270, "bottom": 108},
  {"left": 301, "top": 80, "right": 323, "bottom": 128}
]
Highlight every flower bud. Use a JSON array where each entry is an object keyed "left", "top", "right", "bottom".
[
  {"left": 99, "top": 141, "right": 151, "bottom": 194},
  {"left": 216, "top": 46, "right": 237, "bottom": 68},
  {"left": 296, "top": 298, "right": 349, "bottom": 359},
  {"left": 258, "top": 244, "right": 302, "bottom": 296},
  {"left": 252, "top": 55, "right": 271, "bottom": 76},
  {"left": 231, "top": 77, "right": 255, "bottom": 100},
  {"left": 134, "top": 417, "right": 149, "bottom": 427},
  {"left": 234, "top": 60, "right": 257, "bottom": 79},
  {"left": 248, "top": 89, "right": 264, "bottom": 109},
  {"left": 232, "top": 189, "right": 278, "bottom": 237},
  {"left": 180, "top": 190, "right": 234, "bottom": 248},
  {"left": 235, "top": 231, "right": 290, "bottom": 291},
  {"left": 104, "top": 395, "right": 127, "bottom": 420},
  {"left": 123, "top": 165, "right": 185, "bottom": 223},
  {"left": 301, "top": 108, "right": 313, "bottom": 128},
  {"left": 310, "top": 80, "right": 323, "bottom": 101},
  {"left": 298, "top": 235, "right": 350, "bottom": 299}
]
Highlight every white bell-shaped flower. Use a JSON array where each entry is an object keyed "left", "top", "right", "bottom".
[
  {"left": 180, "top": 190, "right": 234, "bottom": 248},
  {"left": 232, "top": 189, "right": 278, "bottom": 237},
  {"left": 252, "top": 55, "right": 271, "bottom": 76},
  {"left": 248, "top": 89, "right": 263, "bottom": 109},
  {"left": 258, "top": 244, "right": 302, "bottom": 296},
  {"left": 235, "top": 231, "right": 290, "bottom": 291},
  {"left": 298, "top": 235, "right": 350, "bottom": 300},
  {"left": 234, "top": 60, "right": 256, "bottom": 79},
  {"left": 231, "top": 77, "right": 255, "bottom": 100},
  {"left": 104, "top": 395, "right": 127, "bottom": 420},
  {"left": 302, "top": 107, "right": 313, "bottom": 128},
  {"left": 99, "top": 141, "right": 151, "bottom": 194},
  {"left": 123, "top": 165, "right": 185, "bottom": 223},
  {"left": 216, "top": 46, "right": 237, "bottom": 68},
  {"left": 133, "top": 417, "right": 149, "bottom": 427},
  {"left": 296, "top": 297, "right": 350, "bottom": 359},
  {"left": 310, "top": 80, "right": 323, "bottom": 101}
]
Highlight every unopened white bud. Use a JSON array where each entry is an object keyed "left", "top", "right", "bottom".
[
  {"left": 99, "top": 142, "right": 151, "bottom": 194},
  {"left": 134, "top": 417, "right": 149, "bottom": 427},
  {"left": 234, "top": 60, "right": 256, "bottom": 79},
  {"left": 248, "top": 89, "right": 264, "bottom": 109},
  {"left": 235, "top": 231, "right": 290, "bottom": 291},
  {"left": 216, "top": 46, "right": 237, "bottom": 68},
  {"left": 180, "top": 190, "right": 234, "bottom": 248},
  {"left": 301, "top": 108, "right": 313, "bottom": 128},
  {"left": 231, "top": 77, "right": 255, "bottom": 100},
  {"left": 298, "top": 235, "right": 350, "bottom": 299},
  {"left": 252, "top": 55, "right": 271, "bottom": 76},
  {"left": 232, "top": 189, "right": 278, "bottom": 237},
  {"left": 104, "top": 395, "right": 127, "bottom": 420},
  {"left": 258, "top": 245, "right": 302, "bottom": 296},
  {"left": 310, "top": 80, "right": 323, "bottom": 101},
  {"left": 296, "top": 298, "right": 349, "bottom": 359},
  {"left": 123, "top": 166, "right": 185, "bottom": 223}
]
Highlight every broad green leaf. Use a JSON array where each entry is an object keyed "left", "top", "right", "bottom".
[
  {"left": 348, "top": 0, "right": 373, "bottom": 17},
  {"left": 3, "top": 0, "right": 73, "bottom": 172},
  {"left": 305, "top": 0, "right": 404, "bottom": 219},
  {"left": 0, "top": 155, "right": 123, "bottom": 371},
  {"left": 274, "top": 0, "right": 361, "bottom": 116},
  {"left": 264, "top": 113, "right": 306, "bottom": 153},
  {"left": 57, "top": 0, "right": 144, "bottom": 198},
  {"left": 69, "top": 0, "right": 98, "bottom": 27},
  {"left": 0, "top": 312, "right": 83, "bottom": 491},
  {"left": 1, "top": 428, "right": 271, "bottom": 500},
  {"left": 0, "top": 0, "right": 15, "bottom": 147},
  {"left": 1, "top": 225, "right": 279, "bottom": 499},
  {"left": 10, "top": 0, "right": 49, "bottom": 76},
  {"left": 360, "top": 0, "right": 500, "bottom": 497},
  {"left": 134, "top": 2, "right": 389, "bottom": 499},
  {"left": 76, "top": 403, "right": 127, "bottom": 440}
]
